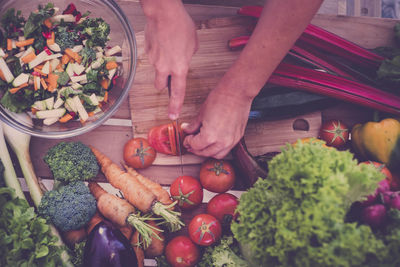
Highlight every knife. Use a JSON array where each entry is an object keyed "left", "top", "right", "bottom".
[{"left": 167, "top": 76, "right": 184, "bottom": 175}]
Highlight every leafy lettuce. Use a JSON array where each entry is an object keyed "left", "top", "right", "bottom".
[{"left": 231, "top": 141, "right": 387, "bottom": 266}]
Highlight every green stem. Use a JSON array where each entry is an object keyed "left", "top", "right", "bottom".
[
  {"left": 152, "top": 201, "right": 184, "bottom": 232},
  {"left": 126, "top": 213, "right": 164, "bottom": 249}
]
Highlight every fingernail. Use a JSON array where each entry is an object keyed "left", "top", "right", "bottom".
[
  {"left": 169, "top": 113, "right": 178, "bottom": 120},
  {"left": 180, "top": 122, "right": 189, "bottom": 130}
]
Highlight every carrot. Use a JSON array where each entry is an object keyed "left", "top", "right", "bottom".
[
  {"left": 103, "top": 91, "right": 108, "bottom": 103},
  {"left": 123, "top": 164, "right": 173, "bottom": 206},
  {"left": 59, "top": 113, "right": 73, "bottom": 123},
  {"left": 0, "top": 69, "right": 5, "bottom": 81},
  {"left": 31, "top": 107, "right": 38, "bottom": 115},
  {"left": 7, "top": 39, "right": 12, "bottom": 51},
  {"left": 105, "top": 61, "right": 118, "bottom": 70},
  {"left": 131, "top": 231, "right": 145, "bottom": 267},
  {"left": 21, "top": 51, "right": 36, "bottom": 63},
  {"left": 43, "top": 18, "right": 52, "bottom": 28},
  {"left": 61, "top": 54, "right": 70, "bottom": 65},
  {"left": 100, "top": 78, "right": 109, "bottom": 90},
  {"left": 47, "top": 73, "right": 58, "bottom": 92},
  {"left": 65, "top": 48, "right": 82, "bottom": 64},
  {"left": 119, "top": 225, "right": 133, "bottom": 241},
  {"left": 56, "top": 63, "right": 64, "bottom": 72},
  {"left": 16, "top": 38, "right": 34, "bottom": 47},
  {"left": 143, "top": 221, "right": 165, "bottom": 257},
  {"left": 88, "top": 182, "right": 161, "bottom": 247},
  {"left": 9, "top": 83, "right": 28, "bottom": 94},
  {"left": 85, "top": 211, "right": 104, "bottom": 235},
  {"left": 40, "top": 78, "right": 48, "bottom": 90},
  {"left": 88, "top": 111, "right": 95, "bottom": 117},
  {"left": 46, "top": 32, "right": 55, "bottom": 46},
  {"left": 62, "top": 228, "right": 87, "bottom": 247},
  {"left": 90, "top": 147, "right": 184, "bottom": 232},
  {"left": 34, "top": 67, "right": 47, "bottom": 76}
]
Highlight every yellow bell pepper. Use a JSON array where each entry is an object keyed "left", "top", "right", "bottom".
[{"left": 351, "top": 118, "right": 400, "bottom": 172}]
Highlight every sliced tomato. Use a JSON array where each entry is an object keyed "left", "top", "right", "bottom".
[{"left": 148, "top": 122, "right": 185, "bottom": 156}]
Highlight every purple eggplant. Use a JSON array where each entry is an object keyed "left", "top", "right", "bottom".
[{"left": 83, "top": 221, "right": 138, "bottom": 267}]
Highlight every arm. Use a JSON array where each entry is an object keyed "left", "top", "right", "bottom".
[
  {"left": 183, "top": 0, "right": 324, "bottom": 158},
  {"left": 140, "top": 0, "right": 198, "bottom": 120}
]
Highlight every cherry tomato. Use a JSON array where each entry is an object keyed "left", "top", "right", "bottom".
[
  {"left": 165, "top": 236, "right": 200, "bottom": 267},
  {"left": 123, "top": 138, "right": 156, "bottom": 169},
  {"left": 199, "top": 158, "right": 236, "bottom": 193},
  {"left": 148, "top": 122, "right": 184, "bottom": 156},
  {"left": 170, "top": 176, "right": 203, "bottom": 210},
  {"left": 188, "top": 214, "right": 221, "bottom": 246},
  {"left": 206, "top": 193, "right": 239, "bottom": 226},
  {"left": 319, "top": 119, "right": 349, "bottom": 148}
]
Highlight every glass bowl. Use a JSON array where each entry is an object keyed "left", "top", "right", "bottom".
[{"left": 0, "top": 0, "right": 136, "bottom": 138}]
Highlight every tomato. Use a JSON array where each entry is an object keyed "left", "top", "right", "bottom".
[
  {"left": 148, "top": 122, "right": 184, "bottom": 156},
  {"left": 123, "top": 137, "right": 156, "bottom": 169},
  {"left": 206, "top": 193, "right": 239, "bottom": 226},
  {"left": 199, "top": 158, "right": 236, "bottom": 193},
  {"left": 319, "top": 119, "right": 349, "bottom": 148},
  {"left": 170, "top": 176, "right": 203, "bottom": 210},
  {"left": 165, "top": 236, "right": 200, "bottom": 267},
  {"left": 188, "top": 214, "right": 221, "bottom": 246}
]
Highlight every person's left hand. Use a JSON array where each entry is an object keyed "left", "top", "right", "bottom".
[{"left": 183, "top": 85, "right": 252, "bottom": 159}]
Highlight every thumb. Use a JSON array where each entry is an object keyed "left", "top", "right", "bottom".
[{"left": 182, "top": 118, "right": 201, "bottom": 135}]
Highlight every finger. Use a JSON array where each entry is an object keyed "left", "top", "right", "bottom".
[
  {"left": 184, "top": 129, "right": 216, "bottom": 152},
  {"left": 154, "top": 69, "right": 169, "bottom": 91},
  {"left": 168, "top": 72, "right": 187, "bottom": 120},
  {"left": 211, "top": 147, "right": 232, "bottom": 159}
]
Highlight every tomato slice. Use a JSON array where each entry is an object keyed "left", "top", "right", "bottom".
[{"left": 148, "top": 122, "right": 186, "bottom": 156}]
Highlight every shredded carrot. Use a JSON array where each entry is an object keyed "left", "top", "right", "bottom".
[
  {"left": 105, "top": 61, "right": 118, "bottom": 70},
  {"left": 7, "top": 39, "right": 12, "bottom": 51},
  {"left": 43, "top": 18, "right": 52, "bottom": 28},
  {"left": 34, "top": 67, "right": 47, "bottom": 76},
  {"left": 88, "top": 111, "right": 95, "bottom": 117},
  {"left": 46, "top": 32, "right": 55, "bottom": 46},
  {"left": 21, "top": 51, "right": 37, "bottom": 63},
  {"left": 35, "top": 64, "right": 44, "bottom": 70},
  {"left": 59, "top": 113, "right": 73, "bottom": 123},
  {"left": 65, "top": 48, "right": 82, "bottom": 64},
  {"left": 31, "top": 107, "right": 38, "bottom": 115},
  {"left": 100, "top": 78, "right": 109, "bottom": 90},
  {"left": 33, "top": 77, "right": 39, "bottom": 91},
  {"left": 56, "top": 63, "right": 64, "bottom": 72},
  {"left": 9, "top": 83, "right": 29, "bottom": 94},
  {"left": 61, "top": 54, "right": 70, "bottom": 65},
  {"left": 40, "top": 78, "right": 48, "bottom": 90},
  {"left": 47, "top": 73, "right": 58, "bottom": 92},
  {"left": 16, "top": 38, "right": 34, "bottom": 47},
  {"left": 0, "top": 69, "right": 5, "bottom": 81},
  {"left": 103, "top": 91, "right": 108, "bottom": 103}
]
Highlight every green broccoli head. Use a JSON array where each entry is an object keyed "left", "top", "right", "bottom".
[
  {"left": 80, "top": 18, "right": 110, "bottom": 47},
  {"left": 38, "top": 181, "right": 97, "bottom": 232},
  {"left": 44, "top": 142, "right": 99, "bottom": 183}
]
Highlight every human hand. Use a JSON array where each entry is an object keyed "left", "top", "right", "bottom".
[
  {"left": 144, "top": 2, "right": 198, "bottom": 120},
  {"left": 183, "top": 85, "right": 252, "bottom": 159}
]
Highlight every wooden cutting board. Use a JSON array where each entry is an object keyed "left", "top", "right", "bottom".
[{"left": 129, "top": 16, "right": 323, "bottom": 165}]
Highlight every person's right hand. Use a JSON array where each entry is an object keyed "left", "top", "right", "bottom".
[{"left": 143, "top": 2, "right": 198, "bottom": 120}]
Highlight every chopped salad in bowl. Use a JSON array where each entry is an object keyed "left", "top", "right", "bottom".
[{"left": 0, "top": 1, "right": 136, "bottom": 137}]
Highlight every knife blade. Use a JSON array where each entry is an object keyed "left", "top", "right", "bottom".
[{"left": 167, "top": 76, "right": 184, "bottom": 174}]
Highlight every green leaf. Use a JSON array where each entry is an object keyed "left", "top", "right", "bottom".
[
  {"left": 21, "top": 238, "right": 34, "bottom": 249},
  {"left": 57, "top": 72, "right": 70, "bottom": 86},
  {"left": 35, "top": 245, "right": 49, "bottom": 259}
]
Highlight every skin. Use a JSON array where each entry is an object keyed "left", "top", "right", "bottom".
[{"left": 140, "top": 0, "right": 323, "bottom": 158}]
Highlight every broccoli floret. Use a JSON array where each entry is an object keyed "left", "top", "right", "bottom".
[
  {"left": 80, "top": 46, "right": 96, "bottom": 67},
  {"left": 38, "top": 181, "right": 97, "bottom": 232},
  {"left": 44, "top": 142, "right": 99, "bottom": 183},
  {"left": 79, "top": 18, "right": 110, "bottom": 47},
  {"left": 198, "top": 236, "right": 249, "bottom": 267}
]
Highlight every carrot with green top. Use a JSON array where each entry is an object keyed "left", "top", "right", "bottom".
[
  {"left": 123, "top": 164, "right": 173, "bottom": 206},
  {"left": 106, "top": 61, "right": 118, "bottom": 70},
  {"left": 9, "top": 83, "right": 28, "bottom": 94},
  {"left": 88, "top": 182, "right": 162, "bottom": 247},
  {"left": 16, "top": 38, "right": 34, "bottom": 47},
  {"left": 90, "top": 146, "right": 184, "bottom": 232}
]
